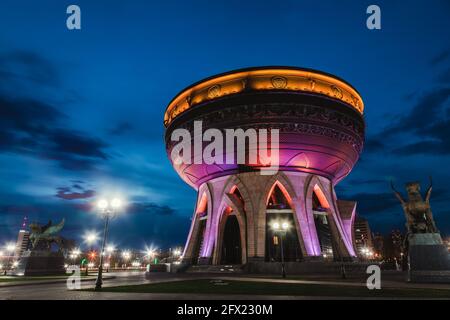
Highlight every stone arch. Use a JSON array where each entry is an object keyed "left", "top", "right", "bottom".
[
  {"left": 258, "top": 172, "right": 307, "bottom": 260},
  {"left": 263, "top": 172, "right": 298, "bottom": 206},
  {"left": 221, "top": 175, "right": 253, "bottom": 213},
  {"left": 219, "top": 175, "right": 254, "bottom": 260},
  {"left": 213, "top": 195, "right": 247, "bottom": 264},
  {"left": 304, "top": 175, "right": 354, "bottom": 257},
  {"left": 182, "top": 183, "right": 213, "bottom": 263}
]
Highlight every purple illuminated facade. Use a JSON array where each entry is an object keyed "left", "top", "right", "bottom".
[{"left": 164, "top": 67, "right": 365, "bottom": 266}]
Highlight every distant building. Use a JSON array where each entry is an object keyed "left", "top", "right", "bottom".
[
  {"left": 14, "top": 229, "right": 30, "bottom": 257},
  {"left": 379, "top": 230, "right": 406, "bottom": 270},
  {"left": 443, "top": 237, "right": 450, "bottom": 253},
  {"left": 354, "top": 216, "right": 374, "bottom": 258},
  {"left": 372, "top": 232, "right": 384, "bottom": 259},
  {"left": 390, "top": 229, "right": 404, "bottom": 258}
]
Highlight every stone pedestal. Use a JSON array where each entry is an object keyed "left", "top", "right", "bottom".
[
  {"left": 408, "top": 233, "right": 450, "bottom": 283},
  {"left": 13, "top": 250, "right": 66, "bottom": 276}
]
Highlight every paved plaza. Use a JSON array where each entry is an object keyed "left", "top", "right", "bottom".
[{"left": 1, "top": 271, "right": 449, "bottom": 300}]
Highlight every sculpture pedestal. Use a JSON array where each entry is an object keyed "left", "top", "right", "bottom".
[
  {"left": 408, "top": 233, "right": 450, "bottom": 283},
  {"left": 13, "top": 250, "right": 66, "bottom": 276}
]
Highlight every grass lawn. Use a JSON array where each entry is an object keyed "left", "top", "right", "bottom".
[{"left": 92, "top": 279, "right": 450, "bottom": 298}]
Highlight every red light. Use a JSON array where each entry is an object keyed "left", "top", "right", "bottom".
[{"left": 89, "top": 251, "right": 97, "bottom": 259}]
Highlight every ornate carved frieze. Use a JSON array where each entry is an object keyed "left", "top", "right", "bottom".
[
  {"left": 165, "top": 102, "right": 364, "bottom": 153},
  {"left": 164, "top": 67, "right": 364, "bottom": 126}
]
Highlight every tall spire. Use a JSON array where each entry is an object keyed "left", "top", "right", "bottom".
[{"left": 21, "top": 216, "right": 28, "bottom": 229}]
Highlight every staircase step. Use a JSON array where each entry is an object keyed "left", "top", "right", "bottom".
[{"left": 186, "top": 264, "right": 244, "bottom": 273}]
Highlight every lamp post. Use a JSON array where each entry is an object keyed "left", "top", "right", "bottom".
[
  {"left": 271, "top": 221, "right": 289, "bottom": 278},
  {"left": 173, "top": 248, "right": 181, "bottom": 262},
  {"left": 3, "top": 243, "right": 15, "bottom": 275},
  {"left": 105, "top": 245, "right": 115, "bottom": 272},
  {"left": 70, "top": 248, "right": 81, "bottom": 266},
  {"left": 95, "top": 198, "right": 122, "bottom": 291},
  {"left": 83, "top": 232, "right": 99, "bottom": 276},
  {"left": 146, "top": 249, "right": 154, "bottom": 262},
  {"left": 122, "top": 250, "right": 131, "bottom": 268}
]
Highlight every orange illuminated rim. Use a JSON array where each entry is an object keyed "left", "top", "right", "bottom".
[{"left": 164, "top": 67, "right": 364, "bottom": 127}]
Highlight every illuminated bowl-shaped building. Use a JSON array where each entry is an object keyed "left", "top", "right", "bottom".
[{"left": 164, "top": 67, "right": 364, "bottom": 268}]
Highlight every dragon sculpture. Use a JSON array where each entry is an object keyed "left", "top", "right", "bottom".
[
  {"left": 29, "top": 219, "right": 73, "bottom": 251},
  {"left": 391, "top": 177, "right": 438, "bottom": 234}
]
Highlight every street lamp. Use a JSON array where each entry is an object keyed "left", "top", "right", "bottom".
[
  {"left": 95, "top": 198, "right": 123, "bottom": 291},
  {"left": 71, "top": 248, "right": 81, "bottom": 257},
  {"left": 3, "top": 243, "right": 15, "bottom": 275},
  {"left": 0, "top": 251, "right": 4, "bottom": 275},
  {"left": 84, "top": 232, "right": 99, "bottom": 245},
  {"left": 145, "top": 247, "right": 155, "bottom": 261},
  {"left": 270, "top": 220, "right": 289, "bottom": 278},
  {"left": 105, "top": 245, "right": 115, "bottom": 272},
  {"left": 122, "top": 250, "right": 131, "bottom": 267},
  {"left": 106, "top": 245, "right": 115, "bottom": 254},
  {"left": 173, "top": 248, "right": 182, "bottom": 261},
  {"left": 70, "top": 248, "right": 81, "bottom": 265},
  {"left": 83, "top": 231, "right": 99, "bottom": 276}
]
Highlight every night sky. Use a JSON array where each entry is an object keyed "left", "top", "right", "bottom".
[{"left": 1, "top": 1, "right": 450, "bottom": 249}]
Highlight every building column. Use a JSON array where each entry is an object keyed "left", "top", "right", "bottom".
[{"left": 199, "top": 177, "right": 227, "bottom": 264}]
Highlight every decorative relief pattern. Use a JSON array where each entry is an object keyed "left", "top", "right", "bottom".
[
  {"left": 309, "top": 78, "right": 316, "bottom": 91},
  {"left": 271, "top": 76, "right": 287, "bottom": 89},
  {"left": 331, "top": 85, "right": 343, "bottom": 99},
  {"left": 165, "top": 103, "right": 364, "bottom": 154},
  {"left": 208, "top": 85, "right": 221, "bottom": 98},
  {"left": 164, "top": 69, "right": 364, "bottom": 126}
]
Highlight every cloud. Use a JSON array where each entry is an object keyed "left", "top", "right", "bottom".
[
  {"left": 48, "top": 129, "right": 109, "bottom": 159},
  {"left": 127, "top": 202, "right": 176, "bottom": 215},
  {"left": 0, "top": 50, "right": 59, "bottom": 87},
  {"left": 0, "top": 195, "right": 187, "bottom": 248},
  {"left": 363, "top": 136, "right": 386, "bottom": 153},
  {"left": 393, "top": 139, "right": 449, "bottom": 155},
  {"left": 0, "top": 204, "right": 41, "bottom": 216},
  {"left": 430, "top": 49, "right": 450, "bottom": 66},
  {"left": 0, "top": 96, "right": 62, "bottom": 135},
  {"left": 341, "top": 184, "right": 449, "bottom": 216},
  {"left": 437, "top": 67, "right": 450, "bottom": 83},
  {"left": 0, "top": 92, "right": 109, "bottom": 171},
  {"left": 109, "top": 122, "right": 133, "bottom": 135},
  {"left": 1, "top": 105, "right": 108, "bottom": 168},
  {"left": 55, "top": 185, "right": 96, "bottom": 200},
  {"left": 0, "top": 50, "right": 110, "bottom": 171},
  {"left": 347, "top": 178, "right": 388, "bottom": 185},
  {"left": 348, "top": 192, "right": 400, "bottom": 215},
  {"left": 393, "top": 117, "right": 450, "bottom": 155},
  {"left": 383, "top": 87, "right": 450, "bottom": 136},
  {"left": 376, "top": 85, "right": 450, "bottom": 156},
  {"left": 72, "top": 183, "right": 84, "bottom": 190}
]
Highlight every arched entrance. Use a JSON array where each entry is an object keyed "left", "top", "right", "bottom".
[
  {"left": 265, "top": 183, "right": 302, "bottom": 262},
  {"left": 312, "top": 188, "right": 335, "bottom": 259},
  {"left": 220, "top": 214, "right": 242, "bottom": 264},
  {"left": 191, "top": 193, "right": 208, "bottom": 265}
]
